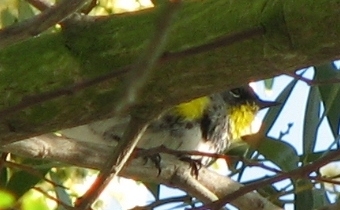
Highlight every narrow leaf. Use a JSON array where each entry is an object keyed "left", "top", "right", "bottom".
[
  {"left": 6, "top": 171, "right": 44, "bottom": 198},
  {"left": 143, "top": 182, "right": 160, "bottom": 200},
  {"left": 264, "top": 78, "right": 274, "bottom": 90},
  {"left": 302, "top": 86, "right": 320, "bottom": 158},
  {"left": 258, "top": 137, "right": 298, "bottom": 171},
  {"left": 311, "top": 188, "right": 330, "bottom": 209},
  {"left": 314, "top": 63, "right": 340, "bottom": 137},
  {"left": 18, "top": 1, "right": 35, "bottom": 22},
  {"left": 294, "top": 180, "right": 313, "bottom": 210}
]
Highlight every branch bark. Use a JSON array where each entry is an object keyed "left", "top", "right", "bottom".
[
  {"left": 0, "top": 0, "right": 339, "bottom": 145},
  {"left": 1, "top": 135, "right": 282, "bottom": 210}
]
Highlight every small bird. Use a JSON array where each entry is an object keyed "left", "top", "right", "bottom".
[{"left": 60, "top": 85, "right": 277, "bottom": 165}]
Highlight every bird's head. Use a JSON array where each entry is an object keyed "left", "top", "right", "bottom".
[{"left": 222, "top": 85, "right": 278, "bottom": 140}]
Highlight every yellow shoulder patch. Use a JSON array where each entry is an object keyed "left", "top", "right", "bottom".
[{"left": 173, "top": 96, "right": 210, "bottom": 120}]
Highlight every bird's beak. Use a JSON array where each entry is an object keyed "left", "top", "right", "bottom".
[{"left": 257, "top": 100, "right": 280, "bottom": 109}]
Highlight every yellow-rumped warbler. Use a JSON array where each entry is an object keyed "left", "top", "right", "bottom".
[{"left": 60, "top": 85, "right": 277, "bottom": 162}]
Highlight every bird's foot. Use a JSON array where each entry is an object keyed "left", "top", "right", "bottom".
[
  {"left": 135, "top": 148, "right": 162, "bottom": 176},
  {"left": 179, "top": 156, "right": 202, "bottom": 178}
]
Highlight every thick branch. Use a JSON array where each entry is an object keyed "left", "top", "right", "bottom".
[
  {"left": 0, "top": 0, "right": 339, "bottom": 147},
  {"left": 1, "top": 135, "right": 281, "bottom": 210}
]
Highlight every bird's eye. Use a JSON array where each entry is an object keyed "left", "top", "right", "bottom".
[{"left": 229, "top": 89, "right": 241, "bottom": 98}]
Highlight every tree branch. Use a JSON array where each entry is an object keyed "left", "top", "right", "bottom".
[
  {"left": 161, "top": 26, "right": 265, "bottom": 62},
  {"left": 130, "top": 195, "right": 192, "bottom": 210},
  {"left": 0, "top": 66, "right": 129, "bottom": 119},
  {"left": 197, "top": 149, "right": 340, "bottom": 210},
  {"left": 25, "top": 0, "right": 51, "bottom": 11},
  {"left": 1, "top": 135, "right": 281, "bottom": 210},
  {"left": 75, "top": 1, "right": 182, "bottom": 209},
  {"left": 0, "top": 26, "right": 264, "bottom": 121},
  {"left": 1, "top": 0, "right": 339, "bottom": 145},
  {"left": 0, "top": 0, "right": 90, "bottom": 49}
]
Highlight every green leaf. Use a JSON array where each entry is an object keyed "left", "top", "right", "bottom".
[
  {"left": 0, "top": 190, "right": 15, "bottom": 209},
  {"left": 256, "top": 184, "right": 284, "bottom": 207},
  {"left": 143, "top": 182, "right": 160, "bottom": 200},
  {"left": 302, "top": 86, "right": 320, "bottom": 159},
  {"left": 257, "top": 137, "right": 298, "bottom": 171},
  {"left": 226, "top": 144, "right": 251, "bottom": 173},
  {"left": 314, "top": 63, "right": 340, "bottom": 137},
  {"left": 7, "top": 171, "right": 38, "bottom": 198},
  {"left": 18, "top": 0, "right": 35, "bottom": 22},
  {"left": 0, "top": 165, "right": 8, "bottom": 188},
  {"left": 22, "top": 190, "right": 50, "bottom": 210},
  {"left": 295, "top": 180, "right": 313, "bottom": 210},
  {"left": 0, "top": 8, "right": 17, "bottom": 27},
  {"left": 264, "top": 78, "right": 274, "bottom": 91},
  {"left": 6, "top": 169, "right": 48, "bottom": 198},
  {"left": 311, "top": 189, "right": 330, "bottom": 209}
]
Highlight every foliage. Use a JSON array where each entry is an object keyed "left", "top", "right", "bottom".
[{"left": 0, "top": 0, "right": 339, "bottom": 210}]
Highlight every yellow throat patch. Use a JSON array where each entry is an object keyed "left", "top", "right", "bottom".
[
  {"left": 228, "top": 103, "right": 259, "bottom": 140},
  {"left": 172, "top": 97, "right": 259, "bottom": 141}
]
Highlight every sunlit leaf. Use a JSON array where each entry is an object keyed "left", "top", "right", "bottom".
[
  {"left": 257, "top": 137, "right": 298, "bottom": 171},
  {"left": 0, "top": 8, "right": 17, "bottom": 27},
  {"left": 18, "top": 0, "right": 35, "bottom": 22},
  {"left": 22, "top": 190, "right": 50, "bottom": 210},
  {"left": 0, "top": 190, "right": 15, "bottom": 209}
]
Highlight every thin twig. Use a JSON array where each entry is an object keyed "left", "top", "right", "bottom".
[
  {"left": 33, "top": 187, "right": 74, "bottom": 210},
  {"left": 287, "top": 72, "right": 340, "bottom": 86},
  {"left": 4, "top": 161, "right": 66, "bottom": 188},
  {"left": 286, "top": 72, "right": 314, "bottom": 86},
  {"left": 193, "top": 149, "right": 340, "bottom": 210},
  {"left": 0, "top": 0, "right": 90, "bottom": 49},
  {"left": 136, "top": 145, "right": 230, "bottom": 160},
  {"left": 0, "top": 66, "right": 129, "bottom": 119},
  {"left": 81, "top": 0, "right": 98, "bottom": 14},
  {"left": 25, "top": 0, "right": 52, "bottom": 11},
  {"left": 311, "top": 175, "right": 340, "bottom": 185},
  {"left": 137, "top": 146, "right": 283, "bottom": 175},
  {"left": 160, "top": 26, "right": 265, "bottom": 62},
  {"left": 74, "top": 2, "right": 181, "bottom": 209},
  {"left": 131, "top": 195, "right": 193, "bottom": 210},
  {"left": 75, "top": 117, "right": 150, "bottom": 209}
]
